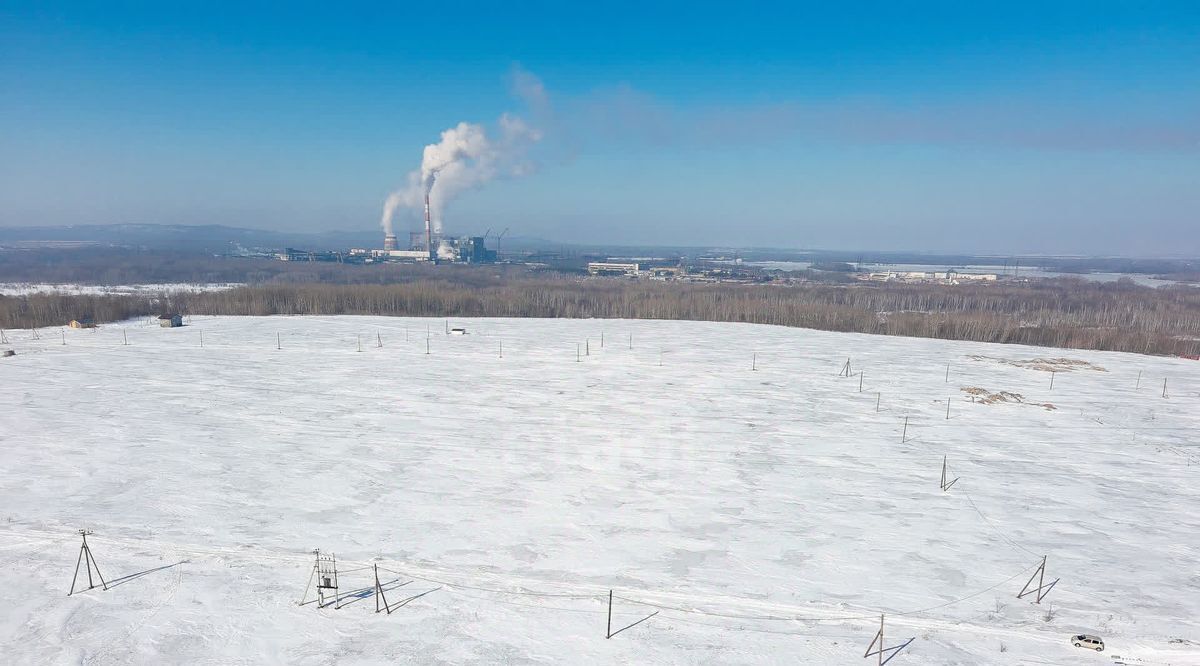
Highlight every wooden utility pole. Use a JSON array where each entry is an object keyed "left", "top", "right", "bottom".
[
  {"left": 863, "top": 614, "right": 886, "bottom": 666},
  {"left": 68, "top": 530, "right": 107, "bottom": 595},
  {"left": 374, "top": 563, "right": 390, "bottom": 614},
  {"left": 940, "top": 456, "right": 958, "bottom": 491},
  {"left": 1017, "top": 555, "right": 1057, "bottom": 604},
  {"left": 605, "top": 589, "right": 658, "bottom": 639},
  {"left": 606, "top": 590, "right": 612, "bottom": 639}
]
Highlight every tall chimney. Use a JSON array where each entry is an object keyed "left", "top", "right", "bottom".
[{"left": 424, "top": 193, "right": 433, "bottom": 261}]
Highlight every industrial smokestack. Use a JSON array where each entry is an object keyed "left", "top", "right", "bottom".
[{"left": 424, "top": 193, "right": 433, "bottom": 261}]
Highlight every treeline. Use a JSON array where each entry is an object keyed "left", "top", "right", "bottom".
[
  {"left": 0, "top": 247, "right": 532, "bottom": 285},
  {"left": 4, "top": 277, "right": 1200, "bottom": 357}
]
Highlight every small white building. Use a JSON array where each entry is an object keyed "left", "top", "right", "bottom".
[{"left": 587, "top": 262, "right": 641, "bottom": 277}]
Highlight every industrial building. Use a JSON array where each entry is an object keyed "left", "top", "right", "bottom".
[{"left": 587, "top": 262, "right": 641, "bottom": 277}]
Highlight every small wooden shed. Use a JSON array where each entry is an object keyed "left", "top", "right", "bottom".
[{"left": 158, "top": 313, "right": 184, "bottom": 328}]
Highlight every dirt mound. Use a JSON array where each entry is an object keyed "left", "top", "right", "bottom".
[
  {"left": 966, "top": 355, "right": 1107, "bottom": 373},
  {"left": 961, "top": 386, "right": 1056, "bottom": 411}
]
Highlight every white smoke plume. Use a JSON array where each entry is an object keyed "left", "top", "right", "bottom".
[{"left": 381, "top": 112, "right": 542, "bottom": 237}]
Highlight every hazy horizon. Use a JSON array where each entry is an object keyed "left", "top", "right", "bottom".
[{"left": 2, "top": 3, "right": 1198, "bottom": 256}]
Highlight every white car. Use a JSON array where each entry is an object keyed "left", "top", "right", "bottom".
[{"left": 1071, "top": 634, "right": 1104, "bottom": 651}]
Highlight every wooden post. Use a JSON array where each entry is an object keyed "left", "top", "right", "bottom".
[
  {"left": 426, "top": 337, "right": 430, "bottom": 355},
  {"left": 601, "top": 331, "right": 605, "bottom": 348},
  {"left": 374, "top": 563, "right": 390, "bottom": 614},
  {"left": 68, "top": 530, "right": 108, "bottom": 595},
  {"left": 200, "top": 330, "right": 204, "bottom": 348},
  {"left": 945, "top": 363, "right": 950, "bottom": 383},
  {"left": 901, "top": 416, "right": 908, "bottom": 443},
  {"left": 1049, "top": 371, "right": 1055, "bottom": 391},
  {"left": 586, "top": 339, "right": 590, "bottom": 356},
  {"left": 1163, "top": 378, "right": 1168, "bottom": 398},
  {"left": 62, "top": 330, "right": 66, "bottom": 345},
  {"left": 628, "top": 332, "right": 632, "bottom": 349},
  {"left": 377, "top": 332, "right": 383, "bottom": 348},
  {"left": 276, "top": 332, "right": 281, "bottom": 350},
  {"left": 940, "top": 455, "right": 958, "bottom": 491},
  {"left": 606, "top": 590, "right": 613, "bottom": 639},
  {"left": 357, "top": 335, "right": 362, "bottom": 352},
  {"left": 877, "top": 614, "right": 884, "bottom": 666},
  {"left": 876, "top": 392, "right": 881, "bottom": 413},
  {"left": 946, "top": 397, "right": 951, "bottom": 420},
  {"left": 752, "top": 353, "right": 757, "bottom": 371},
  {"left": 863, "top": 614, "right": 886, "bottom": 666},
  {"left": 858, "top": 371, "right": 863, "bottom": 392},
  {"left": 499, "top": 340, "right": 503, "bottom": 359},
  {"left": 1136, "top": 370, "right": 1142, "bottom": 389},
  {"left": 123, "top": 329, "right": 128, "bottom": 346}
]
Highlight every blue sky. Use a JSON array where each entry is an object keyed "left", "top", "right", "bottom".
[{"left": 1, "top": 1, "right": 1198, "bottom": 254}]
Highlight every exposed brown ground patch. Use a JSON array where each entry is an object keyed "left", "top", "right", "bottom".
[
  {"left": 966, "top": 355, "right": 1107, "bottom": 373},
  {"left": 961, "top": 386, "right": 1057, "bottom": 411}
]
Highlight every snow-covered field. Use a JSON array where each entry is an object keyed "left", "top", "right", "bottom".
[
  {"left": 0, "top": 316, "right": 1197, "bottom": 665},
  {"left": 0, "top": 282, "right": 243, "bottom": 296}
]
